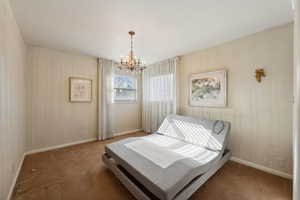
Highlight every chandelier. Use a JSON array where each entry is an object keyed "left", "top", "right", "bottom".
[{"left": 119, "top": 31, "right": 146, "bottom": 72}]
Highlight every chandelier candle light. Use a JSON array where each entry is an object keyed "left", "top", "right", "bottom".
[{"left": 119, "top": 31, "right": 146, "bottom": 72}]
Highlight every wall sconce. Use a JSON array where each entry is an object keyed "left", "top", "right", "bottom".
[{"left": 255, "top": 68, "right": 266, "bottom": 83}]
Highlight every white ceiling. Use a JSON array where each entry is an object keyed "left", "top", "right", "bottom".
[{"left": 11, "top": 0, "right": 293, "bottom": 64}]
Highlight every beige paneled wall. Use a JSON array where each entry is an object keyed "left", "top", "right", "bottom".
[
  {"left": 27, "top": 46, "right": 142, "bottom": 151},
  {"left": 0, "top": 0, "right": 27, "bottom": 199},
  {"left": 180, "top": 24, "right": 293, "bottom": 174},
  {"left": 27, "top": 46, "right": 98, "bottom": 150},
  {"left": 112, "top": 103, "right": 142, "bottom": 134}
]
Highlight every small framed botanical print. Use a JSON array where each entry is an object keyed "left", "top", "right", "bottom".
[
  {"left": 69, "top": 77, "right": 92, "bottom": 103},
  {"left": 189, "top": 69, "right": 227, "bottom": 107}
]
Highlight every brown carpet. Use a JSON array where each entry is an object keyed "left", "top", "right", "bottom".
[{"left": 12, "top": 132, "right": 292, "bottom": 200}]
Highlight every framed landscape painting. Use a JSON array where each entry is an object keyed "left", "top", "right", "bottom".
[
  {"left": 189, "top": 69, "right": 227, "bottom": 107},
  {"left": 69, "top": 77, "right": 92, "bottom": 103}
]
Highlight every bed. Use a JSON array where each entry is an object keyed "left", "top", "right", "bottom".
[{"left": 102, "top": 114, "right": 231, "bottom": 200}]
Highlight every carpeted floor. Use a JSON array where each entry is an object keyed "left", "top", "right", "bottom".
[{"left": 12, "top": 132, "right": 292, "bottom": 200}]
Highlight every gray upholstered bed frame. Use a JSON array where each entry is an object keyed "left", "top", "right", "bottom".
[
  {"left": 102, "top": 115, "right": 232, "bottom": 200},
  {"left": 103, "top": 149, "right": 231, "bottom": 200}
]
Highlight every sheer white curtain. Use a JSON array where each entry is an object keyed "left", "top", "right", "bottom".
[
  {"left": 98, "top": 58, "right": 115, "bottom": 140},
  {"left": 142, "top": 57, "right": 180, "bottom": 133}
]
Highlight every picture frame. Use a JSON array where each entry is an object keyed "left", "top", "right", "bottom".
[
  {"left": 189, "top": 69, "right": 227, "bottom": 107},
  {"left": 69, "top": 77, "right": 92, "bottom": 103}
]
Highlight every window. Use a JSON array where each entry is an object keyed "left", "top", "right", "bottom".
[
  {"left": 150, "top": 74, "right": 173, "bottom": 101},
  {"left": 113, "top": 75, "right": 137, "bottom": 102}
]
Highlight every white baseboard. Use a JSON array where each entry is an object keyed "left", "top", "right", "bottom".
[
  {"left": 230, "top": 157, "right": 293, "bottom": 179},
  {"left": 6, "top": 153, "right": 26, "bottom": 200},
  {"left": 113, "top": 129, "right": 143, "bottom": 137},
  {"left": 26, "top": 138, "right": 98, "bottom": 155}
]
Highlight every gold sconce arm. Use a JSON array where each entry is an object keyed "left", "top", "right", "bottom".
[{"left": 255, "top": 68, "right": 266, "bottom": 83}]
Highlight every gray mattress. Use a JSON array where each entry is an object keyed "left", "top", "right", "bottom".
[{"left": 105, "top": 134, "right": 222, "bottom": 200}]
